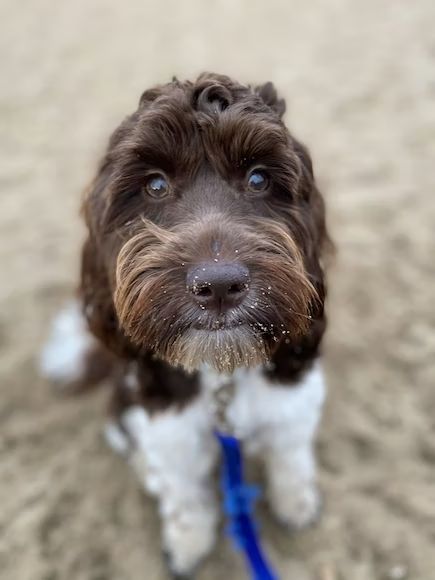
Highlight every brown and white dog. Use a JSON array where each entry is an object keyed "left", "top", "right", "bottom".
[{"left": 41, "top": 73, "right": 330, "bottom": 578}]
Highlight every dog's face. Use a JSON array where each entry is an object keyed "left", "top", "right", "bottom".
[{"left": 84, "top": 74, "right": 327, "bottom": 373}]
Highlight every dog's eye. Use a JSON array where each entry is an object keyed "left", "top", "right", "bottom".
[
  {"left": 145, "top": 173, "right": 170, "bottom": 199},
  {"left": 247, "top": 170, "right": 269, "bottom": 193}
]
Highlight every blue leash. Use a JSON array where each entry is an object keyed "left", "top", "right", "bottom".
[{"left": 214, "top": 430, "right": 279, "bottom": 580}]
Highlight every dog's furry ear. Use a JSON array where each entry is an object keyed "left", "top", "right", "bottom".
[
  {"left": 255, "top": 82, "right": 286, "bottom": 118},
  {"left": 293, "top": 139, "right": 314, "bottom": 184},
  {"left": 80, "top": 235, "right": 132, "bottom": 358},
  {"left": 292, "top": 137, "right": 333, "bottom": 260}
]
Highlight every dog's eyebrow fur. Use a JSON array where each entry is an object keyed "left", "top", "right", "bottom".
[{"left": 109, "top": 73, "right": 290, "bottom": 174}]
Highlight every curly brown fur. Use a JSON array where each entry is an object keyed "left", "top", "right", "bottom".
[{"left": 81, "top": 72, "right": 329, "bottom": 382}]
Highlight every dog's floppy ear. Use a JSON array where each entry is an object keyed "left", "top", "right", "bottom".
[
  {"left": 79, "top": 130, "right": 129, "bottom": 357},
  {"left": 81, "top": 160, "right": 134, "bottom": 358},
  {"left": 292, "top": 137, "right": 333, "bottom": 261},
  {"left": 255, "top": 81, "right": 286, "bottom": 118}
]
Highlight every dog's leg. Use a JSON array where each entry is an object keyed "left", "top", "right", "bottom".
[
  {"left": 124, "top": 404, "right": 218, "bottom": 576},
  {"left": 262, "top": 362, "right": 326, "bottom": 529},
  {"left": 40, "top": 300, "right": 113, "bottom": 392},
  {"left": 114, "top": 373, "right": 218, "bottom": 577},
  {"left": 234, "top": 362, "right": 326, "bottom": 529}
]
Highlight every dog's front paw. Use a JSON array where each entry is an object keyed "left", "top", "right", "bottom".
[
  {"left": 268, "top": 481, "right": 322, "bottom": 530},
  {"left": 162, "top": 508, "right": 217, "bottom": 578},
  {"left": 163, "top": 550, "right": 195, "bottom": 580}
]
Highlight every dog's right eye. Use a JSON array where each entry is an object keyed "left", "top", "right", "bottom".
[
  {"left": 144, "top": 173, "right": 170, "bottom": 199},
  {"left": 247, "top": 169, "right": 270, "bottom": 194}
]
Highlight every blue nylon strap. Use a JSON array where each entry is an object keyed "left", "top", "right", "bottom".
[{"left": 214, "top": 430, "right": 279, "bottom": 580}]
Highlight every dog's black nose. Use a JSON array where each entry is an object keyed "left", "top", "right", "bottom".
[{"left": 187, "top": 262, "right": 250, "bottom": 311}]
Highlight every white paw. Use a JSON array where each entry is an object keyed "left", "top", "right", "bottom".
[
  {"left": 162, "top": 504, "right": 218, "bottom": 576},
  {"left": 268, "top": 481, "right": 321, "bottom": 530},
  {"left": 39, "top": 301, "right": 94, "bottom": 388}
]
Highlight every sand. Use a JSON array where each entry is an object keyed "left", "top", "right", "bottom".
[{"left": 1, "top": 0, "right": 435, "bottom": 578}]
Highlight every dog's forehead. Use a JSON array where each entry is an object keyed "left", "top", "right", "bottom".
[
  {"left": 131, "top": 88, "right": 291, "bottom": 176},
  {"left": 177, "top": 167, "right": 243, "bottom": 203}
]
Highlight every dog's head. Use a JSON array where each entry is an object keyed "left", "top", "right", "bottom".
[{"left": 83, "top": 73, "right": 328, "bottom": 373}]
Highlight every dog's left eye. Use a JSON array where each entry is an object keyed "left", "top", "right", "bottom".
[
  {"left": 145, "top": 173, "right": 170, "bottom": 199},
  {"left": 247, "top": 170, "right": 269, "bottom": 194}
]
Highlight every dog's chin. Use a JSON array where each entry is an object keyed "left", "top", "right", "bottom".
[{"left": 163, "top": 326, "right": 269, "bottom": 374}]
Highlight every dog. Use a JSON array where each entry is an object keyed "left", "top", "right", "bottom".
[{"left": 41, "top": 73, "right": 330, "bottom": 578}]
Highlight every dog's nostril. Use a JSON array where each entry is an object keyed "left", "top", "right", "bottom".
[
  {"left": 194, "top": 285, "right": 213, "bottom": 297},
  {"left": 228, "top": 283, "right": 247, "bottom": 295}
]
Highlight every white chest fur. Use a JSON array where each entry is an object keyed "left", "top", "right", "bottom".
[{"left": 200, "top": 362, "right": 326, "bottom": 452}]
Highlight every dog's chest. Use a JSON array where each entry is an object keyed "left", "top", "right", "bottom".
[
  {"left": 199, "top": 364, "right": 324, "bottom": 451},
  {"left": 200, "top": 366, "right": 261, "bottom": 441}
]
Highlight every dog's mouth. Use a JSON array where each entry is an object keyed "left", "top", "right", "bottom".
[{"left": 191, "top": 313, "right": 247, "bottom": 332}]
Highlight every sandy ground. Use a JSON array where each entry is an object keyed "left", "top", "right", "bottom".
[{"left": 1, "top": 1, "right": 435, "bottom": 578}]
